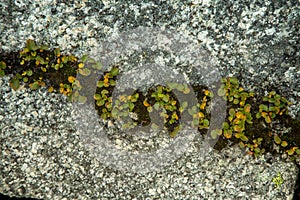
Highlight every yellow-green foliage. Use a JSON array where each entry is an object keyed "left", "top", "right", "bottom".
[{"left": 0, "top": 39, "right": 298, "bottom": 160}]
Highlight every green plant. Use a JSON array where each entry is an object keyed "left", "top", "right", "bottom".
[
  {"left": 256, "top": 91, "right": 291, "bottom": 123},
  {"left": 241, "top": 137, "right": 266, "bottom": 157},
  {"left": 1, "top": 39, "right": 299, "bottom": 161},
  {"left": 0, "top": 61, "right": 6, "bottom": 77},
  {"left": 272, "top": 172, "right": 284, "bottom": 188}
]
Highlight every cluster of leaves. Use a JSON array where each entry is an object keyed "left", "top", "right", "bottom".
[
  {"left": 187, "top": 88, "right": 212, "bottom": 130},
  {"left": 256, "top": 91, "right": 291, "bottom": 123},
  {"left": 92, "top": 70, "right": 212, "bottom": 137},
  {"left": 213, "top": 78, "right": 254, "bottom": 142},
  {"left": 0, "top": 39, "right": 299, "bottom": 160},
  {"left": 215, "top": 77, "right": 299, "bottom": 159}
]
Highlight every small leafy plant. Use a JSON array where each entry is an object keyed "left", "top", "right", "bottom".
[{"left": 0, "top": 39, "right": 299, "bottom": 161}]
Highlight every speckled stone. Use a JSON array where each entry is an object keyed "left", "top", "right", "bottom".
[{"left": 0, "top": 0, "right": 299, "bottom": 199}]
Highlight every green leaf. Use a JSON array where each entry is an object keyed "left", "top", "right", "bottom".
[
  {"left": 210, "top": 130, "right": 218, "bottom": 139},
  {"left": 274, "top": 135, "right": 281, "bottom": 144},
  {"left": 101, "top": 89, "right": 109, "bottom": 96},
  {"left": 54, "top": 48, "right": 60, "bottom": 56},
  {"left": 147, "top": 106, "right": 153, "bottom": 113},
  {"left": 96, "top": 100, "right": 105, "bottom": 106},
  {"left": 92, "top": 62, "right": 103, "bottom": 70},
  {"left": 27, "top": 70, "right": 33, "bottom": 76},
  {"left": 0, "top": 70, "right": 5, "bottom": 77},
  {"left": 203, "top": 119, "right": 209, "bottom": 127},
  {"left": 109, "top": 79, "right": 116, "bottom": 86},
  {"left": 170, "top": 125, "right": 182, "bottom": 138},
  {"left": 256, "top": 112, "right": 261, "bottom": 119},
  {"left": 39, "top": 45, "right": 49, "bottom": 50},
  {"left": 154, "top": 102, "right": 160, "bottom": 110},
  {"left": 167, "top": 82, "right": 177, "bottom": 90},
  {"left": 94, "top": 94, "right": 101, "bottom": 100},
  {"left": 229, "top": 77, "right": 239, "bottom": 85},
  {"left": 97, "top": 81, "right": 104, "bottom": 88},
  {"left": 9, "top": 78, "right": 20, "bottom": 90},
  {"left": 81, "top": 55, "right": 88, "bottom": 62},
  {"left": 262, "top": 97, "right": 269, "bottom": 102},
  {"left": 240, "top": 135, "right": 248, "bottom": 142},
  {"left": 233, "top": 98, "right": 239, "bottom": 104},
  {"left": 229, "top": 108, "right": 235, "bottom": 117},
  {"left": 222, "top": 122, "right": 229, "bottom": 130},
  {"left": 111, "top": 108, "right": 118, "bottom": 117},
  {"left": 162, "top": 94, "right": 169, "bottom": 102},
  {"left": 234, "top": 93, "right": 240, "bottom": 98},
  {"left": 30, "top": 82, "right": 40, "bottom": 90},
  {"left": 79, "top": 68, "right": 91, "bottom": 76},
  {"left": 0, "top": 61, "right": 6, "bottom": 69},
  {"left": 259, "top": 104, "right": 269, "bottom": 112},
  {"left": 31, "top": 51, "right": 37, "bottom": 57},
  {"left": 254, "top": 147, "right": 260, "bottom": 154},
  {"left": 110, "top": 68, "right": 119, "bottom": 76},
  {"left": 181, "top": 101, "right": 188, "bottom": 109},
  {"left": 217, "top": 88, "right": 226, "bottom": 96},
  {"left": 264, "top": 115, "right": 272, "bottom": 123},
  {"left": 287, "top": 149, "right": 294, "bottom": 156},
  {"left": 26, "top": 39, "right": 36, "bottom": 51},
  {"left": 176, "top": 84, "right": 184, "bottom": 92},
  {"left": 281, "top": 141, "right": 288, "bottom": 147},
  {"left": 54, "top": 63, "right": 60, "bottom": 70},
  {"left": 22, "top": 77, "right": 28, "bottom": 83},
  {"left": 128, "top": 101, "right": 135, "bottom": 111}
]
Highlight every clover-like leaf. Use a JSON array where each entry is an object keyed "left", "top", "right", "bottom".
[
  {"left": 203, "top": 119, "right": 209, "bottom": 127},
  {"left": 94, "top": 94, "right": 101, "bottom": 101},
  {"left": 259, "top": 104, "right": 268, "bottom": 112},
  {"left": 281, "top": 141, "right": 288, "bottom": 147},
  {"left": 29, "top": 81, "right": 40, "bottom": 90},
  {"left": 153, "top": 102, "right": 160, "bottom": 110},
  {"left": 92, "top": 62, "right": 103, "bottom": 70},
  {"left": 286, "top": 149, "right": 294, "bottom": 156},
  {"left": 229, "top": 108, "right": 235, "bottom": 117},
  {"left": 110, "top": 67, "right": 119, "bottom": 76},
  {"left": 109, "top": 79, "right": 116, "bottom": 86},
  {"left": 211, "top": 129, "right": 221, "bottom": 139},
  {"left": 26, "top": 39, "right": 36, "bottom": 51},
  {"left": 147, "top": 106, "right": 153, "bottom": 113},
  {"left": 229, "top": 77, "right": 239, "bottom": 85},
  {"left": 79, "top": 68, "right": 91, "bottom": 76},
  {"left": 222, "top": 122, "right": 229, "bottom": 130},
  {"left": 274, "top": 135, "right": 281, "bottom": 144},
  {"left": 217, "top": 88, "right": 226, "bottom": 96},
  {"left": 9, "top": 78, "right": 20, "bottom": 91}
]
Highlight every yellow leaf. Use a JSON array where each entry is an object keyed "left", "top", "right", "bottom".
[
  {"left": 224, "top": 132, "right": 232, "bottom": 139},
  {"left": 244, "top": 104, "right": 251, "bottom": 113},
  {"left": 204, "top": 90, "right": 210, "bottom": 96},
  {"left": 143, "top": 99, "right": 150, "bottom": 107},
  {"left": 198, "top": 112, "right": 205, "bottom": 118},
  {"left": 68, "top": 76, "right": 76, "bottom": 83},
  {"left": 281, "top": 141, "right": 288, "bottom": 147},
  {"left": 171, "top": 100, "right": 177, "bottom": 106},
  {"left": 78, "top": 63, "right": 84, "bottom": 68},
  {"left": 236, "top": 111, "right": 246, "bottom": 119},
  {"left": 200, "top": 102, "right": 206, "bottom": 110},
  {"left": 48, "top": 86, "right": 54, "bottom": 93}
]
